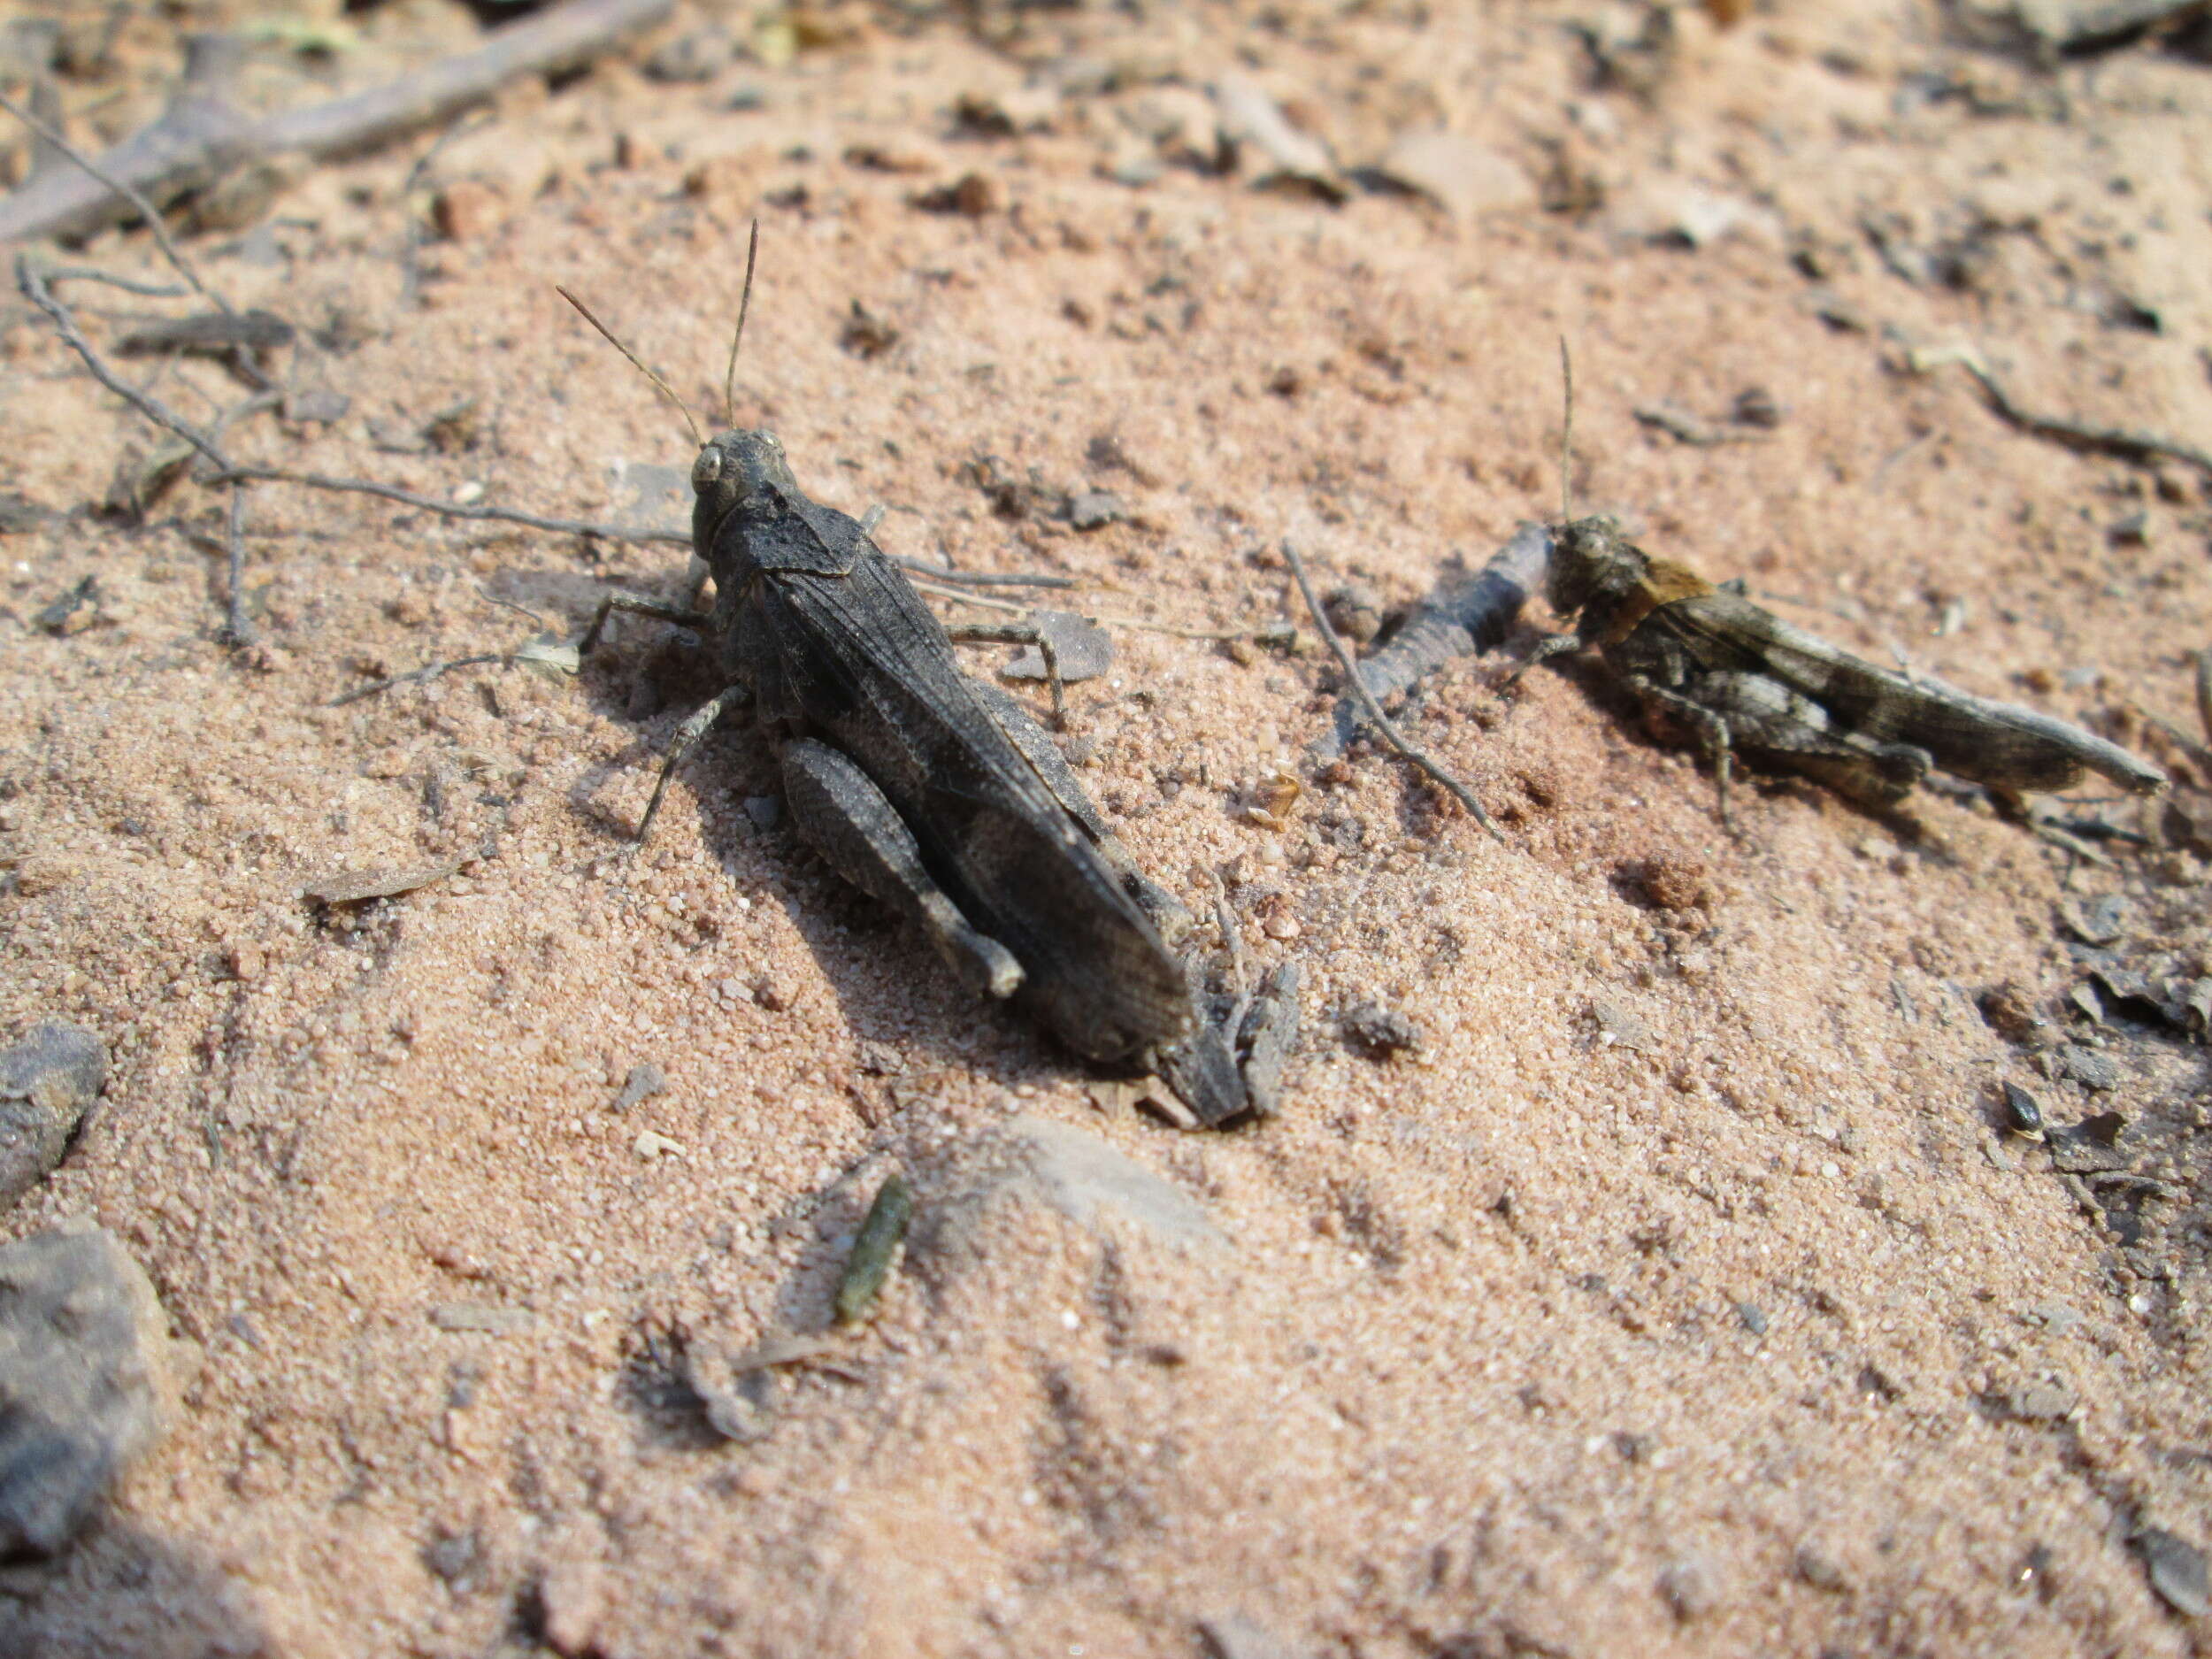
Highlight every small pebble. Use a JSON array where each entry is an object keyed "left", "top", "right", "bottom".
[
  {"left": 2009, "top": 1379, "right": 2076, "bottom": 1423},
  {"left": 0, "top": 1022, "right": 107, "bottom": 1211},
  {"left": 2135, "top": 1528, "right": 2211, "bottom": 1619},
  {"left": 539, "top": 1557, "right": 610, "bottom": 1657},
  {"left": 1794, "top": 1544, "right": 1847, "bottom": 1593},
  {"left": 2060, "top": 1047, "right": 2121, "bottom": 1092},
  {"left": 643, "top": 29, "right": 729, "bottom": 83},
  {"left": 612, "top": 1063, "right": 666, "bottom": 1113},
  {"left": 432, "top": 180, "right": 504, "bottom": 242},
  {"left": 0, "top": 1226, "right": 176, "bottom": 1559},
  {"left": 1656, "top": 1557, "right": 1719, "bottom": 1622},
  {"left": 425, "top": 1528, "right": 480, "bottom": 1586},
  {"left": 1067, "top": 490, "right": 1124, "bottom": 532},
  {"left": 1340, "top": 1000, "right": 1420, "bottom": 1060}
]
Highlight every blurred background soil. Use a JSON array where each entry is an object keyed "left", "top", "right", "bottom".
[{"left": 3, "top": 0, "right": 2212, "bottom": 1654}]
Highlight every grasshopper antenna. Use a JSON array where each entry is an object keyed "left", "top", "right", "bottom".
[
  {"left": 1557, "top": 335, "right": 1575, "bottom": 525},
  {"left": 555, "top": 285, "right": 703, "bottom": 449},
  {"left": 723, "top": 219, "right": 760, "bottom": 429}
]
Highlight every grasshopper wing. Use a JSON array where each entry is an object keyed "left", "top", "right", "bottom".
[
  {"left": 751, "top": 541, "right": 1197, "bottom": 1067},
  {"left": 1653, "top": 591, "right": 2165, "bottom": 795}
]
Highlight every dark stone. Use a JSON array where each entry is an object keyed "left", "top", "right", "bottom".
[
  {"left": 1340, "top": 1001, "right": 1420, "bottom": 1060},
  {"left": 0, "top": 1226, "right": 173, "bottom": 1560},
  {"left": 0, "top": 1023, "right": 105, "bottom": 1210}
]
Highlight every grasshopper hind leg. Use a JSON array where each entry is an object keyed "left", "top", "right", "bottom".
[{"left": 781, "top": 739, "right": 1025, "bottom": 1001}]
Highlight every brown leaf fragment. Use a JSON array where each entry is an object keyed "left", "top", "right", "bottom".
[
  {"left": 1592, "top": 998, "right": 1654, "bottom": 1051},
  {"left": 1212, "top": 73, "right": 1345, "bottom": 202},
  {"left": 911, "top": 171, "right": 1002, "bottom": 216},
  {"left": 301, "top": 859, "right": 464, "bottom": 906},
  {"left": 1371, "top": 131, "right": 1533, "bottom": 219}
]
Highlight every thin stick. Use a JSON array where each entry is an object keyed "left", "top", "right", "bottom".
[
  {"left": 41, "top": 266, "right": 191, "bottom": 298},
  {"left": 912, "top": 580, "right": 1269, "bottom": 641},
  {"left": 2196, "top": 646, "right": 2212, "bottom": 749},
  {"left": 332, "top": 652, "right": 513, "bottom": 706},
  {"left": 891, "top": 557, "right": 1075, "bottom": 589},
  {"left": 1959, "top": 360, "right": 2212, "bottom": 479},
  {"left": 22, "top": 254, "right": 694, "bottom": 549},
  {"left": 1283, "top": 538, "right": 1502, "bottom": 843},
  {"left": 1558, "top": 336, "right": 1575, "bottom": 523},
  {"left": 223, "top": 465, "right": 691, "bottom": 543},
  {"left": 555, "top": 285, "right": 703, "bottom": 448},
  {"left": 724, "top": 219, "right": 759, "bottom": 427},
  {"left": 0, "top": 88, "right": 232, "bottom": 317},
  {"left": 0, "top": 0, "right": 677, "bottom": 246},
  {"left": 222, "top": 483, "right": 251, "bottom": 646},
  {"left": 1211, "top": 869, "right": 1253, "bottom": 1045},
  {"left": 909, "top": 582, "right": 1031, "bottom": 615},
  {"left": 19, "top": 253, "right": 229, "bottom": 469}
]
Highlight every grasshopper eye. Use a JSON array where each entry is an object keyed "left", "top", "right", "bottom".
[{"left": 692, "top": 449, "right": 723, "bottom": 489}]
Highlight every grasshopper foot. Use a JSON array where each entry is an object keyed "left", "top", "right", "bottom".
[{"left": 1152, "top": 960, "right": 1302, "bottom": 1128}]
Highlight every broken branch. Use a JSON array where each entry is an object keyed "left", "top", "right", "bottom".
[
  {"left": 1283, "top": 537, "right": 1504, "bottom": 842},
  {"left": 0, "top": 0, "right": 675, "bottom": 246},
  {"left": 1958, "top": 359, "right": 2212, "bottom": 479},
  {"left": 1310, "top": 521, "right": 1551, "bottom": 761}
]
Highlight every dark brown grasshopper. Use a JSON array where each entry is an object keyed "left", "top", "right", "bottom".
[
  {"left": 565, "top": 237, "right": 1293, "bottom": 1127},
  {"left": 1516, "top": 355, "right": 2169, "bottom": 826}
]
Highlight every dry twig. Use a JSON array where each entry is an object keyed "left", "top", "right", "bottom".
[
  {"left": 1957, "top": 359, "right": 2212, "bottom": 479},
  {"left": 1310, "top": 521, "right": 1551, "bottom": 761},
  {"left": 1282, "top": 538, "right": 1502, "bottom": 842},
  {"left": 219, "top": 464, "right": 690, "bottom": 544},
  {"left": 892, "top": 559, "right": 1074, "bottom": 590},
  {"left": 19, "top": 253, "right": 687, "bottom": 543},
  {"left": 0, "top": 87, "right": 231, "bottom": 315},
  {"left": 0, "top": 0, "right": 675, "bottom": 245}
]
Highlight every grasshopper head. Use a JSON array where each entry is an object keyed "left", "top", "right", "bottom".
[
  {"left": 692, "top": 428, "right": 802, "bottom": 546},
  {"left": 1546, "top": 514, "right": 1643, "bottom": 620}
]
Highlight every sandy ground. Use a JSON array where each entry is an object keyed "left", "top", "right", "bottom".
[{"left": 4, "top": 1, "right": 2212, "bottom": 1655}]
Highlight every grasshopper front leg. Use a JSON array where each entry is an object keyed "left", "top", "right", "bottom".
[
  {"left": 633, "top": 683, "right": 752, "bottom": 844},
  {"left": 1504, "top": 630, "right": 1586, "bottom": 690},
  {"left": 580, "top": 590, "right": 716, "bottom": 660},
  {"left": 1629, "top": 674, "right": 1736, "bottom": 830}
]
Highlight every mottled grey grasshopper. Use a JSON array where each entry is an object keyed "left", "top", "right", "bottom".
[
  {"left": 564, "top": 235, "right": 1293, "bottom": 1127},
  {"left": 1517, "top": 352, "right": 2169, "bottom": 826}
]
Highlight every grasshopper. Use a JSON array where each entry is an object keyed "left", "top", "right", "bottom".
[
  {"left": 1517, "top": 351, "right": 2169, "bottom": 825},
  {"left": 564, "top": 234, "right": 1293, "bottom": 1127}
]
